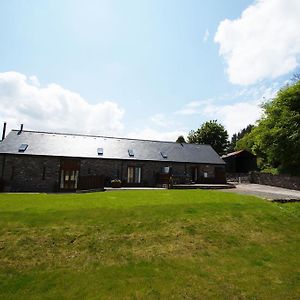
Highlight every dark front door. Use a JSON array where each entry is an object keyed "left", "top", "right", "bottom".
[
  {"left": 60, "top": 159, "right": 80, "bottom": 191},
  {"left": 215, "top": 166, "right": 226, "bottom": 183},
  {"left": 191, "top": 167, "right": 198, "bottom": 183}
]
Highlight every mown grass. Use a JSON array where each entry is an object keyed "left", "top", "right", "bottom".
[{"left": 0, "top": 190, "right": 299, "bottom": 299}]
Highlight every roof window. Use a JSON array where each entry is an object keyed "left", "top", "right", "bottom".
[
  {"left": 97, "top": 148, "right": 103, "bottom": 155},
  {"left": 161, "top": 151, "right": 168, "bottom": 159},
  {"left": 18, "top": 144, "right": 28, "bottom": 152},
  {"left": 128, "top": 149, "right": 134, "bottom": 157}
]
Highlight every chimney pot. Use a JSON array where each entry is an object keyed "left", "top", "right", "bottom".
[
  {"left": 18, "top": 124, "right": 24, "bottom": 135},
  {"left": 1, "top": 122, "right": 6, "bottom": 141}
]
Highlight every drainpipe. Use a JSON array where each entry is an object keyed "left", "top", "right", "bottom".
[
  {"left": 120, "top": 160, "right": 123, "bottom": 181},
  {"left": 1, "top": 123, "right": 7, "bottom": 185}
]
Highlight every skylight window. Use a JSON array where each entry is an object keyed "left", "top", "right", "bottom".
[
  {"left": 161, "top": 151, "right": 168, "bottom": 159},
  {"left": 128, "top": 149, "right": 134, "bottom": 157},
  {"left": 97, "top": 148, "right": 103, "bottom": 155},
  {"left": 18, "top": 144, "right": 28, "bottom": 152}
]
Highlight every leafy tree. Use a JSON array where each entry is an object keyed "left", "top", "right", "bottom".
[
  {"left": 227, "top": 124, "right": 254, "bottom": 153},
  {"left": 235, "top": 128, "right": 257, "bottom": 153},
  {"left": 187, "top": 130, "right": 197, "bottom": 143},
  {"left": 237, "top": 79, "right": 300, "bottom": 174},
  {"left": 187, "top": 120, "right": 229, "bottom": 155},
  {"left": 291, "top": 73, "right": 300, "bottom": 83},
  {"left": 176, "top": 135, "right": 186, "bottom": 143},
  {"left": 227, "top": 133, "right": 237, "bottom": 153}
]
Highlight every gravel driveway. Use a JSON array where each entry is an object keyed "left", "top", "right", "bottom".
[{"left": 222, "top": 183, "right": 300, "bottom": 200}]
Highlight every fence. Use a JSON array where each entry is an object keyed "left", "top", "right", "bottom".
[{"left": 226, "top": 173, "right": 250, "bottom": 183}]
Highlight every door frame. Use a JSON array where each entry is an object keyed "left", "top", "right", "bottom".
[{"left": 59, "top": 159, "right": 80, "bottom": 192}]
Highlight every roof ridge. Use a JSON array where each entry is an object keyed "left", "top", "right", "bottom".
[{"left": 11, "top": 129, "right": 209, "bottom": 146}]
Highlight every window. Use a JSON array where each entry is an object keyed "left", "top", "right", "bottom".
[
  {"left": 161, "top": 151, "right": 167, "bottom": 159},
  {"left": 97, "top": 148, "right": 103, "bottom": 155},
  {"left": 128, "top": 149, "right": 134, "bottom": 157},
  {"left": 18, "top": 144, "right": 28, "bottom": 152},
  {"left": 60, "top": 170, "right": 64, "bottom": 189},
  {"left": 161, "top": 166, "right": 171, "bottom": 174},
  {"left": 60, "top": 169, "right": 79, "bottom": 189},
  {"left": 127, "top": 166, "right": 142, "bottom": 183}
]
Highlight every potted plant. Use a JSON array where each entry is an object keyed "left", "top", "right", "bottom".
[{"left": 111, "top": 179, "right": 122, "bottom": 188}]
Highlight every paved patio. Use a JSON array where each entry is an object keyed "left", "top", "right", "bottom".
[
  {"left": 221, "top": 183, "right": 300, "bottom": 200},
  {"left": 172, "top": 183, "right": 234, "bottom": 190},
  {"left": 105, "top": 187, "right": 165, "bottom": 191}
]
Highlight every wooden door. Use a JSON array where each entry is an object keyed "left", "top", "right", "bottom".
[{"left": 60, "top": 159, "right": 80, "bottom": 191}]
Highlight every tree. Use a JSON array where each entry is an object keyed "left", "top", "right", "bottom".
[
  {"left": 237, "top": 79, "right": 300, "bottom": 174},
  {"left": 227, "top": 124, "right": 254, "bottom": 153},
  {"left": 227, "top": 133, "right": 237, "bottom": 153},
  {"left": 187, "top": 120, "right": 229, "bottom": 155},
  {"left": 187, "top": 130, "right": 197, "bottom": 143},
  {"left": 235, "top": 128, "right": 257, "bottom": 153},
  {"left": 176, "top": 135, "right": 186, "bottom": 143},
  {"left": 291, "top": 73, "right": 300, "bottom": 83}
]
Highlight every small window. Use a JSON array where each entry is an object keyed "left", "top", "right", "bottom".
[
  {"left": 10, "top": 166, "right": 15, "bottom": 180},
  {"left": 161, "top": 151, "right": 167, "bottom": 159},
  {"left": 97, "top": 148, "right": 103, "bottom": 155},
  {"left": 60, "top": 170, "right": 64, "bottom": 189},
  {"left": 161, "top": 166, "right": 170, "bottom": 174},
  {"left": 128, "top": 149, "right": 134, "bottom": 157},
  {"left": 18, "top": 144, "right": 28, "bottom": 152},
  {"left": 42, "top": 166, "right": 46, "bottom": 180}
]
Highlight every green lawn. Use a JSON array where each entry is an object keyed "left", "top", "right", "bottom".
[{"left": 0, "top": 190, "right": 299, "bottom": 299}]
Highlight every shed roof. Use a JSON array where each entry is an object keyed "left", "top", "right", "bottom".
[
  {"left": 221, "top": 149, "right": 255, "bottom": 159},
  {"left": 0, "top": 130, "right": 225, "bottom": 165}
]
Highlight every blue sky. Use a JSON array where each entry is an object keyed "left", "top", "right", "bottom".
[{"left": 0, "top": 0, "right": 299, "bottom": 140}]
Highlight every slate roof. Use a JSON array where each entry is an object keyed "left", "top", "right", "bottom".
[{"left": 0, "top": 130, "right": 225, "bottom": 165}]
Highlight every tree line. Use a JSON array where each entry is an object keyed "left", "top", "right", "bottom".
[{"left": 177, "top": 76, "right": 300, "bottom": 175}]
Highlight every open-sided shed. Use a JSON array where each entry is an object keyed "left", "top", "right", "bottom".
[{"left": 222, "top": 150, "right": 257, "bottom": 173}]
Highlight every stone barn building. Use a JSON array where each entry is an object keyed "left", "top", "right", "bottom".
[{"left": 0, "top": 129, "right": 226, "bottom": 192}]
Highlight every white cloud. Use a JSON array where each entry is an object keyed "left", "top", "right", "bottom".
[
  {"left": 29, "top": 75, "right": 40, "bottom": 87},
  {"left": 150, "top": 113, "right": 185, "bottom": 130},
  {"left": 202, "top": 101, "right": 262, "bottom": 136},
  {"left": 175, "top": 99, "right": 213, "bottom": 115},
  {"left": 176, "top": 83, "right": 279, "bottom": 136},
  {"left": 214, "top": 0, "right": 300, "bottom": 85},
  {"left": 127, "top": 128, "right": 186, "bottom": 142},
  {"left": 0, "top": 71, "right": 124, "bottom": 135},
  {"left": 150, "top": 113, "right": 170, "bottom": 128},
  {"left": 178, "top": 99, "right": 262, "bottom": 136},
  {"left": 203, "top": 29, "right": 209, "bottom": 43}
]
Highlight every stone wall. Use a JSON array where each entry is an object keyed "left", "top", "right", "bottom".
[
  {"left": 0, "top": 154, "right": 60, "bottom": 192},
  {"left": 81, "top": 158, "right": 188, "bottom": 186},
  {"left": 0, "top": 154, "right": 226, "bottom": 192},
  {"left": 250, "top": 171, "right": 300, "bottom": 191},
  {"left": 80, "top": 159, "right": 225, "bottom": 186}
]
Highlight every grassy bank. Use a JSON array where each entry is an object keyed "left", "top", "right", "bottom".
[{"left": 0, "top": 190, "right": 299, "bottom": 299}]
